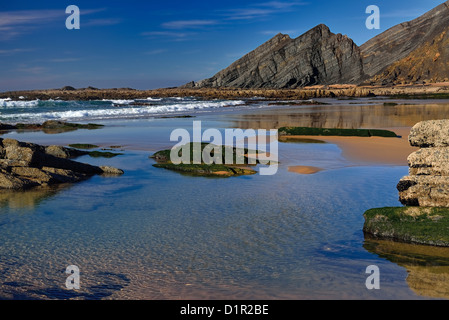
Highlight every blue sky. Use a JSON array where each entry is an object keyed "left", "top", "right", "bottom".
[{"left": 0, "top": 0, "right": 445, "bottom": 91}]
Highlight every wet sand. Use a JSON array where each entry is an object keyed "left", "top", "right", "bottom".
[
  {"left": 288, "top": 166, "right": 323, "bottom": 174},
  {"left": 281, "top": 127, "right": 417, "bottom": 166}
]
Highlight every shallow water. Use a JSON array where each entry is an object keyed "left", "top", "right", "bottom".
[{"left": 1, "top": 100, "right": 449, "bottom": 300}]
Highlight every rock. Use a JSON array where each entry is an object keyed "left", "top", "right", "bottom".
[
  {"left": 151, "top": 143, "right": 259, "bottom": 177},
  {"left": 0, "top": 138, "right": 124, "bottom": 190},
  {"left": 0, "top": 168, "right": 39, "bottom": 189},
  {"left": 45, "top": 145, "right": 88, "bottom": 159},
  {"left": 0, "top": 123, "right": 17, "bottom": 130},
  {"left": 409, "top": 120, "right": 449, "bottom": 148},
  {"left": 189, "top": 1, "right": 449, "bottom": 88},
  {"left": 398, "top": 119, "right": 449, "bottom": 207},
  {"left": 408, "top": 147, "right": 449, "bottom": 175},
  {"left": 398, "top": 175, "right": 449, "bottom": 207},
  {"left": 363, "top": 207, "right": 449, "bottom": 247},
  {"left": 2, "top": 139, "right": 44, "bottom": 166},
  {"left": 61, "top": 86, "right": 76, "bottom": 91},
  {"left": 361, "top": 1, "right": 449, "bottom": 83},
  {"left": 100, "top": 166, "right": 125, "bottom": 175},
  {"left": 192, "top": 24, "right": 365, "bottom": 89}
]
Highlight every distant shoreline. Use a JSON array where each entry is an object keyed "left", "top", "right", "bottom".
[{"left": 2, "top": 83, "right": 449, "bottom": 101}]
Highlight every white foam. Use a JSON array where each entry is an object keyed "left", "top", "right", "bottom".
[
  {"left": 0, "top": 99, "right": 40, "bottom": 108},
  {"left": 0, "top": 100, "right": 245, "bottom": 122},
  {"left": 101, "top": 99, "right": 135, "bottom": 105}
]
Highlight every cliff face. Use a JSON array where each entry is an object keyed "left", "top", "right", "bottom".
[
  {"left": 187, "top": 1, "right": 449, "bottom": 89},
  {"left": 191, "top": 24, "right": 365, "bottom": 89},
  {"left": 368, "top": 29, "right": 449, "bottom": 84},
  {"left": 361, "top": 0, "right": 449, "bottom": 81}
]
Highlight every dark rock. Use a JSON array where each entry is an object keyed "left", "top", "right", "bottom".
[
  {"left": 189, "top": 1, "right": 449, "bottom": 89},
  {"left": 0, "top": 138, "right": 124, "bottom": 190},
  {"left": 61, "top": 86, "right": 76, "bottom": 91},
  {"left": 192, "top": 25, "right": 365, "bottom": 89}
]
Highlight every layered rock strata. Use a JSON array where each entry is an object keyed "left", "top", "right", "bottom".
[
  {"left": 188, "top": 24, "right": 365, "bottom": 89},
  {"left": 398, "top": 120, "right": 449, "bottom": 207}
]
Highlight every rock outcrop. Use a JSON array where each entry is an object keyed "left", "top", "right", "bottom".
[
  {"left": 398, "top": 120, "right": 449, "bottom": 207},
  {"left": 0, "top": 138, "right": 124, "bottom": 190},
  {"left": 187, "top": 1, "right": 449, "bottom": 88},
  {"left": 361, "top": 0, "right": 449, "bottom": 84},
  {"left": 188, "top": 24, "right": 365, "bottom": 89}
]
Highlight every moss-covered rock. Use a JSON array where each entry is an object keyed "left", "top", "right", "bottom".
[
  {"left": 363, "top": 207, "right": 449, "bottom": 247},
  {"left": 88, "top": 151, "right": 123, "bottom": 158},
  {"left": 150, "top": 142, "right": 259, "bottom": 177},
  {"left": 68, "top": 144, "right": 99, "bottom": 150},
  {"left": 153, "top": 163, "right": 256, "bottom": 177},
  {"left": 10, "top": 121, "right": 104, "bottom": 134},
  {"left": 278, "top": 126, "right": 398, "bottom": 137}
]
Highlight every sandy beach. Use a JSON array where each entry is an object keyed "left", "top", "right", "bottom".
[{"left": 280, "top": 127, "right": 417, "bottom": 166}]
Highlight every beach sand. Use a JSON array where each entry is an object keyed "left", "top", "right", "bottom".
[
  {"left": 288, "top": 166, "right": 323, "bottom": 174},
  {"left": 282, "top": 127, "right": 417, "bottom": 166}
]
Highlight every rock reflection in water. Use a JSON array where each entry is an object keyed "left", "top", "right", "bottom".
[
  {"left": 0, "top": 185, "right": 71, "bottom": 210},
  {"left": 364, "top": 237, "right": 449, "bottom": 300},
  {"left": 231, "top": 103, "right": 449, "bottom": 130}
]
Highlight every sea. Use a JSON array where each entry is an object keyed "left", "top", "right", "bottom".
[{"left": 1, "top": 96, "right": 449, "bottom": 300}]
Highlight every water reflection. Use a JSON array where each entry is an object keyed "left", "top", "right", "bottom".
[
  {"left": 230, "top": 103, "right": 449, "bottom": 129},
  {"left": 0, "top": 185, "right": 71, "bottom": 210},
  {"left": 364, "top": 238, "right": 449, "bottom": 300}
]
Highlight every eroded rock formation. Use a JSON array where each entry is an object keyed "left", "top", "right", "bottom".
[
  {"left": 0, "top": 138, "right": 124, "bottom": 190},
  {"left": 398, "top": 120, "right": 449, "bottom": 207}
]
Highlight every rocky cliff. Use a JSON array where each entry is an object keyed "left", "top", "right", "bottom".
[
  {"left": 398, "top": 120, "right": 449, "bottom": 207},
  {"left": 189, "top": 24, "right": 365, "bottom": 89},
  {"left": 188, "top": 1, "right": 449, "bottom": 88},
  {"left": 361, "top": 0, "right": 449, "bottom": 84}
]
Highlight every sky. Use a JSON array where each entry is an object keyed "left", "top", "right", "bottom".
[{"left": 0, "top": 0, "right": 446, "bottom": 91}]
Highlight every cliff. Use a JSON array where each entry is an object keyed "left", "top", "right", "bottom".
[
  {"left": 188, "top": 24, "right": 365, "bottom": 89},
  {"left": 361, "top": 0, "right": 449, "bottom": 84},
  {"left": 188, "top": 1, "right": 449, "bottom": 88}
]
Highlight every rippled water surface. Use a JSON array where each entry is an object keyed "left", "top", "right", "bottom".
[{"left": 1, "top": 100, "right": 449, "bottom": 300}]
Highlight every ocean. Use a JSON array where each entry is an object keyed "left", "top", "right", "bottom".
[{"left": 1, "top": 98, "right": 449, "bottom": 300}]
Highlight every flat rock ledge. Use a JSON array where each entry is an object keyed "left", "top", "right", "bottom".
[
  {"left": 0, "top": 138, "right": 124, "bottom": 190},
  {"left": 363, "top": 207, "right": 449, "bottom": 247},
  {"left": 364, "top": 120, "right": 449, "bottom": 246}
]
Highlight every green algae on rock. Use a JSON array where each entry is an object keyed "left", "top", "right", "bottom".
[
  {"left": 2, "top": 121, "right": 104, "bottom": 134},
  {"left": 68, "top": 144, "right": 99, "bottom": 150},
  {"left": 278, "top": 127, "right": 398, "bottom": 138},
  {"left": 363, "top": 207, "right": 449, "bottom": 247},
  {"left": 150, "top": 142, "right": 260, "bottom": 177}
]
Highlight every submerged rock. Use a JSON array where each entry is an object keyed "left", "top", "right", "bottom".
[
  {"left": 0, "top": 138, "right": 124, "bottom": 190},
  {"left": 151, "top": 142, "right": 259, "bottom": 177}
]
